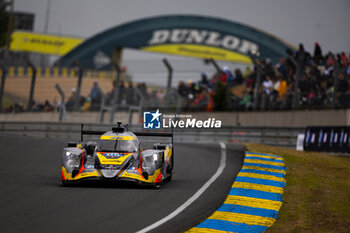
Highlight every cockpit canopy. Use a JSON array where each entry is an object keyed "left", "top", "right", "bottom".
[{"left": 97, "top": 140, "right": 138, "bottom": 153}]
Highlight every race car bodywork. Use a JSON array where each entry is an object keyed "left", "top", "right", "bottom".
[{"left": 61, "top": 123, "right": 173, "bottom": 187}]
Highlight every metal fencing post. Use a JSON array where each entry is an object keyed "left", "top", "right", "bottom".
[
  {"left": 98, "top": 85, "right": 107, "bottom": 123},
  {"left": 27, "top": 59, "right": 37, "bottom": 112},
  {"left": 0, "top": 64, "right": 6, "bottom": 112},
  {"left": 96, "top": 85, "right": 105, "bottom": 110},
  {"left": 249, "top": 54, "right": 263, "bottom": 111},
  {"left": 173, "top": 88, "right": 183, "bottom": 115},
  {"left": 328, "top": 52, "right": 339, "bottom": 109},
  {"left": 99, "top": 95, "right": 106, "bottom": 123},
  {"left": 73, "top": 60, "right": 84, "bottom": 111},
  {"left": 162, "top": 58, "right": 175, "bottom": 109},
  {"left": 110, "top": 62, "right": 121, "bottom": 123},
  {"left": 162, "top": 58, "right": 173, "bottom": 96},
  {"left": 55, "top": 84, "right": 67, "bottom": 122},
  {"left": 128, "top": 88, "right": 144, "bottom": 125},
  {"left": 288, "top": 55, "right": 301, "bottom": 110},
  {"left": 209, "top": 58, "right": 222, "bottom": 79}
]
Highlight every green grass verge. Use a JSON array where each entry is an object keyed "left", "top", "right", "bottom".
[{"left": 245, "top": 143, "right": 350, "bottom": 233}]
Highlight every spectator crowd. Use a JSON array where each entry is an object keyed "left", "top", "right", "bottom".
[
  {"left": 176, "top": 43, "right": 350, "bottom": 111},
  {"left": 3, "top": 42, "right": 349, "bottom": 113},
  {"left": 64, "top": 80, "right": 164, "bottom": 112}
]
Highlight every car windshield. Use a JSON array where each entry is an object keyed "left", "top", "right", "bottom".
[{"left": 97, "top": 140, "right": 138, "bottom": 153}]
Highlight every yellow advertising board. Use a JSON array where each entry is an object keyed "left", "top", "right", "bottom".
[
  {"left": 142, "top": 44, "right": 252, "bottom": 64},
  {"left": 10, "top": 31, "right": 84, "bottom": 56}
]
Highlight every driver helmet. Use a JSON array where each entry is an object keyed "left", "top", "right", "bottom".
[{"left": 86, "top": 141, "right": 96, "bottom": 155}]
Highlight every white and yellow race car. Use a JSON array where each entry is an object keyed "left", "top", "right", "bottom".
[{"left": 61, "top": 122, "right": 173, "bottom": 188}]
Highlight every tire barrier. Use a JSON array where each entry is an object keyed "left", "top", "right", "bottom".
[
  {"left": 187, "top": 152, "right": 286, "bottom": 233},
  {"left": 304, "top": 126, "right": 350, "bottom": 153}
]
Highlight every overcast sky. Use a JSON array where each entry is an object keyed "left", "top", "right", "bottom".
[
  {"left": 11, "top": 0, "right": 350, "bottom": 85},
  {"left": 13, "top": 0, "right": 350, "bottom": 54}
]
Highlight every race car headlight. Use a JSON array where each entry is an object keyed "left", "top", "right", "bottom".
[
  {"left": 142, "top": 154, "right": 156, "bottom": 169},
  {"left": 141, "top": 151, "right": 161, "bottom": 174},
  {"left": 63, "top": 148, "right": 82, "bottom": 172},
  {"left": 153, "top": 154, "right": 158, "bottom": 161}
]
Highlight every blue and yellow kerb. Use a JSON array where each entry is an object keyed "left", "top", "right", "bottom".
[{"left": 187, "top": 152, "right": 286, "bottom": 233}]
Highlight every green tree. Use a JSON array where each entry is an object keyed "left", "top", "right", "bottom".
[{"left": 0, "top": 0, "right": 11, "bottom": 47}]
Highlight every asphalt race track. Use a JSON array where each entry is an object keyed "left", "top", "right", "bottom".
[{"left": 0, "top": 135, "right": 245, "bottom": 233}]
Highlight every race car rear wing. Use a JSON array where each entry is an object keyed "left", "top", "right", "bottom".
[{"left": 80, "top": 124, "right": 174, "bottom": 145}]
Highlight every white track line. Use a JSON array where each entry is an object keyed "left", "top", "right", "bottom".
[{"left": 136, "top": 142, "right": 227, "bottom": 233}]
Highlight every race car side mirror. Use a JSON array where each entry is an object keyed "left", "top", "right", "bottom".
[{"left": 142, "top": 172, "right": 149, "bottom": 180}]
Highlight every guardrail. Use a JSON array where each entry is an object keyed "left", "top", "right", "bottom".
[{"left": 0, "top": 121, "right": 304, "bottom": 148}]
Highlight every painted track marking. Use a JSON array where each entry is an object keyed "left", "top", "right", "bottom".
[
  {"left": 187, "top": 151, "right": 286, "bottom": 233},
  {"left": 136, "top": 142, "right": 227, "bottom": 233}
]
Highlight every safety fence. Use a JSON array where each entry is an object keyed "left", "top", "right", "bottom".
[
  {"left": 0, "top": 121, "right": 304, "bottom": 148},
  {"left": 0, "top": 59, "right": 172, "bottom": 125}
]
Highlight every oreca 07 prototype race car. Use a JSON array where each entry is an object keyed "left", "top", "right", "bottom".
[{"left": 61, "top": 122, "right": 173, "bottom": 188}]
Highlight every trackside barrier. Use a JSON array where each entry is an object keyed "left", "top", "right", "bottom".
[
  {"left": 0, "top": 122, "right": 304, "bottom": 147},
  {"left": 304, "top": 126, "right": 350, "bottom": 153}
]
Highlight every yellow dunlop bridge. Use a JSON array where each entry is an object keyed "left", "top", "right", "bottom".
[{"left": 187, "top": 152, "right": 286, "bottom": 233}]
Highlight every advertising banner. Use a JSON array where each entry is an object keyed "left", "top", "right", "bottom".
[
  {"left": 10, "top": 31, "right": 83, "bottom": 56},
  {"left": 304, "top": 126, "right": 350, "bottom": 153}
]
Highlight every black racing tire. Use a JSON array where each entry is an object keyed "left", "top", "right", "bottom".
[
  {"left": 60, "top": 180, "right": 72, "bottom": 187},
  {"left": 60, "top": 180, "right": 67, "bottom": 186},
  {"left": 166, "top": 164, "right": 173, "bottom": 174}
]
